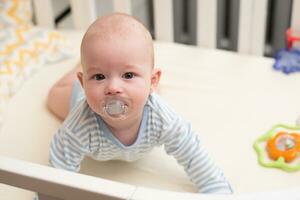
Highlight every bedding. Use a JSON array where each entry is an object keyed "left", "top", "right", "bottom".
[
  {"left": 0, "top": 0, "right": 73, "bottom": 128},
  {"left": 0, "top": 26, "right": 72, "bottom": 128},
  {"left": 0, "top": 0, "right": 72, "bottom": 129},
  {"left": 0, "top": 0, "right": 32, "bottom": 27},
  {"left": 1, "top": 29, "right": 300, "bottom": 199}
]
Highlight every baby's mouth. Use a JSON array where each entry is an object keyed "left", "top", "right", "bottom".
[
  {"left": 104, "top": 100, "right": 128, "bottom": 116},
  {"left": 102, "top": 98, "right": 131, "bottom": 120}
]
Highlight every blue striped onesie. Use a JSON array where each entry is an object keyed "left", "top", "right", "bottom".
[{"left": 49, "top": 91, "right": 233, "bottom": 194}]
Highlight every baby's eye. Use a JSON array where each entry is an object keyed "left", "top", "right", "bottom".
[
  {"left": 93, "top": 74, "right": 105, "bottom": 80},
  {"left": 122, "top": 72, "right": 135, "bottom": 79}
]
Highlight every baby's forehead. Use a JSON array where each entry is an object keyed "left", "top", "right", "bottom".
[
  {"left": 85, "top": 14, "right": 151, "bottom": 41},
  {"left": 81, "top": 13, "right": 154, "bottom": 69}
]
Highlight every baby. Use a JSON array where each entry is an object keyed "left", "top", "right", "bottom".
[{"left": 47, "top": 13, "right": 233, "bottom": 194}]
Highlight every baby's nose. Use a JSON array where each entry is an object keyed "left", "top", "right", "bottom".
[{"left": 105, "top": 78, "right": 122, "bottom": 95}]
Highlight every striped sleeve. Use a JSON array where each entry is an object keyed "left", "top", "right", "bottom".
[
  {"left": 49, "top": 127, "right": 88, "bottom": 171},
  {"left": 49, "top": 102, "right": 93, "bottom": 172},
  {"left": 161, "top": 118, "right": 233, "bottom": 194},
  {"left": 148, "top": 94, "right": 233, "bottom": 194}
]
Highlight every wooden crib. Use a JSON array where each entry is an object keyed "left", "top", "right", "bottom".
[{"left": 1, "top": 0, "right": 300, "bottom": 199}]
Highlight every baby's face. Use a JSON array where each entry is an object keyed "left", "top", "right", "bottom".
[{"left": 79, "top": 33, "right": 155, "bottom": 122}]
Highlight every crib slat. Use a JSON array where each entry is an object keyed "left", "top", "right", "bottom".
[
  {"left": 196, "top": 0, "right": 217, "bottom": 48},
  {"left": 238, "top": 0, "right": 267, "bottom": 55},
  {"left": 291, "top": 0, "right": 300, "bottom": 48},
  {"left": 32, "top": 0, "right": 55, "bottom": 28},
  {"left": 250, "top": 0, "right": 267, "bottom": 55},
  {"left": 153, "top": 0, "right": 174, "bottom": 42},
  {"left": 291, "top": 0, "right": 300, "bottom": 32},
  {"left": 112, "top": 0, "right": 132, "bottom": 14},
  {"left": 238, "top": 0, "right": 252, "bottom": 54},
  {"left": 69, "top": 0, "right": 97, "bottom": 30}
]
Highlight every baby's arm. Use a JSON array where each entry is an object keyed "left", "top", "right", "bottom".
[
  {"left": 49, "top": 127, "right": 87, "bottom": 171},
  {"left": 49, "top": 98, "right": 93, "bottom": 172},
  {"left": 162, "top": 118, "right": 233, "bottom": 194},
  {"left": 37, "top": 124, "right": 89, "bottom": 200}
]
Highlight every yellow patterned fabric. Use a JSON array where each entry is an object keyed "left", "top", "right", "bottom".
[
  {"left": 0, "top": 0, "right": 32, "bottom": 28},
  {"left": 0, "top": 0, "right": 72, "bottom": 127}
]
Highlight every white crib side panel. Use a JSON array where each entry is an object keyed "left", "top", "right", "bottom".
[
  {"left": 112, "top": 0, "right": 132, "bottom": 14},
  {"left": 196, "top": 0, "right": 217, "bottom": 48},
  {"left": 69, "top": 0, "right": 97, "bottom": 30},
  {"left": 32, "top": 0, "right": 55, "bottom": 28},
  {"left": 153, "top": 0, "right": 174, "bottom": 42},
  {"left": 238, "top": 0, "right": 267, "bottom": 56},
  {"left": 0, "top": 156, "right": 136, "bottom": 200}
]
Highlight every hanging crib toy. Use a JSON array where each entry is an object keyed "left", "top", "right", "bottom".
[{"left": 273, "top": 28, "right": 300, "bottom": 74}]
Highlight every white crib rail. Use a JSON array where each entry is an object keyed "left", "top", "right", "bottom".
[
  {"left": 0, "top": 156, "right": 135, "bottom": 200},
  {"left": 112, "top": 0, "right": 132, "bottom": 15},
  {"left": 2, "top": 156, "right": 300, "bottom": 200},
  {"left": 153, "top": 0, "right": 174, "bottom": 42},
  {"left": 33, "top": 0, "right": 300, "bottom": 55},
  {"left": 32, "top": 0, "right": 55, "bottom": 28},
  {"left": 69, "top": 0, "right": 97, "bottom": 30},
  {"left": 0, "top": 156, "right": 231, "bottom": 200},
  {"left": 291, "top": 0, "right": 300, "bottom": 48},
  {"left": 32, "top": 0, "right": 98, "bottom": 30},
  {"left": 196, "top": 0, "right": 217, "bottom": 48},
  {"left": 291, "top": 0, "right": 300, "bottom": 32},
  {"left": 238, "top": 0, "right": 268, "bottom": 55},
  {"left": 152, "top": 0, "right": 218, "bottom": 47}
]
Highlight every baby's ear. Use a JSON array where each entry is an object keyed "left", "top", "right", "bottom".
[
  {"left": 77, "top": 71, "right": 84, "bottom": 88},
  {"left": 151, "top": 68, "right": 162, "bottom": 92}
]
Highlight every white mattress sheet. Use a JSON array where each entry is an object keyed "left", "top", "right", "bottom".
[{"left": 1, "top": 31, "right": 300, "bottom": 199}]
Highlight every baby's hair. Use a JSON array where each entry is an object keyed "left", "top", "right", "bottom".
[{"left": 80, "top": 13, "right": 154, "bottom": 70}]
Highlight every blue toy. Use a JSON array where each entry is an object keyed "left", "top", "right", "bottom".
[{"left": 273, "top": 28, "right": 300, "bottom": 75}]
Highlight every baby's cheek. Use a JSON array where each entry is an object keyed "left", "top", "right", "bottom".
[
  {"left": 86, "top": 86, "right": 102, "bottom": 99},
  {"left": 85, "top": 91, "right": 102, "bottom": 110}
]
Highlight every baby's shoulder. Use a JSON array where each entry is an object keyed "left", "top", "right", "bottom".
[
  {"left": 61, "top": 100, "right": 99, "bottom": 135},
  {"left": 146, "top": 93, "right": 180, "bottom": 125}
]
